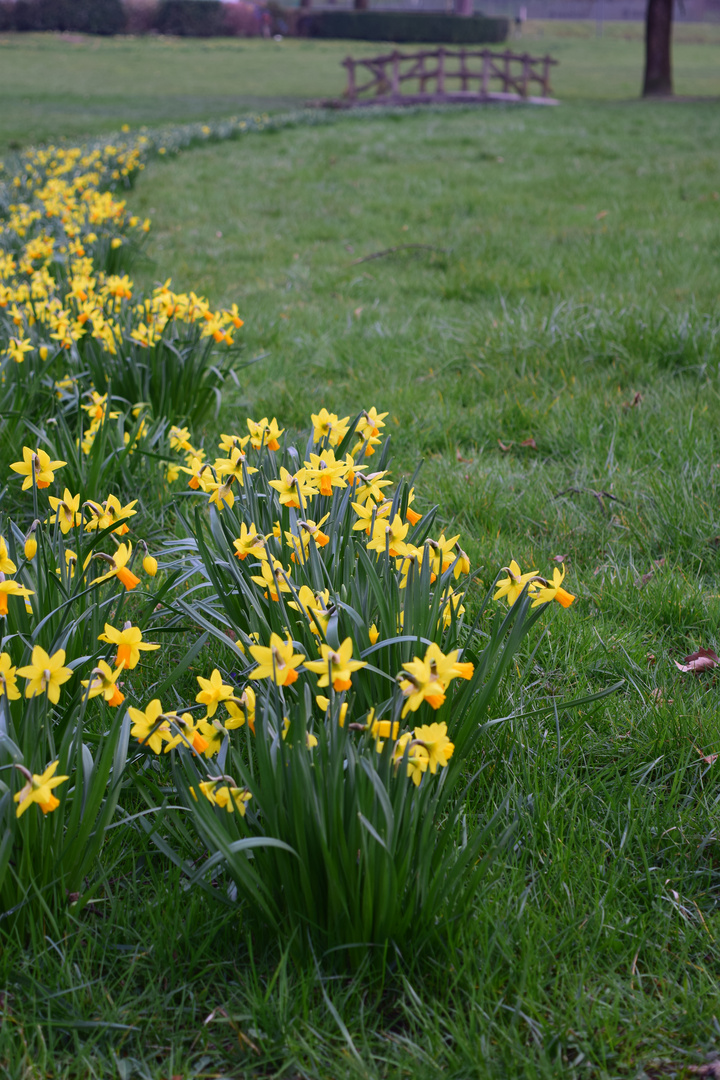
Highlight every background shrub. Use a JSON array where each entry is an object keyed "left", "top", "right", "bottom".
[
  {"left": 123, "top": 0, "right": 159, "bottom": 34},
  {"left": 297, "top": 11, "right": 509, "bottom": 44},
  {"left": 12, "top": 0, "right": 126, "bottom": 34},
  {"left": 156, "top": 0, "right": 225, "bottom": 36}
]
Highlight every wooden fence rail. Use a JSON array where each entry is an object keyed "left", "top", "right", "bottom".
[{"left": 336, "top": 48, "right": 559, "bottom": 107}]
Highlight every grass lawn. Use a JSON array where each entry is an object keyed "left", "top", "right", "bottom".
[
  {"left": 4, "top": 27, "right": 720, "bottom": 1080},
  {"left": 0, "top": 22, "right": 719, "bottom": 151}
]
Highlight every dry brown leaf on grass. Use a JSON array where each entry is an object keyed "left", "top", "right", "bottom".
[
  {"left": 689, "top": 1063, "right": 720, "bottom": 1078},
  {"left": 596, "top": 209, "right": 609, "bottom": 220},
  {"left": 674, "top": 647, "right": 720, "bottom": 674},
  {"left": 497, "top": 439, "right": 513, "bottom": 452},
  {"left": 455, "top": 449, "right": 472, "bottom": 463},
  {"left": 553, "top": 554, "right": 568, "bottom": 563},
  {"left": 649, "top": 688, "right": 673, "bottom": 705},
  {"left": 695, "top": 747, "right": 719, "bottom": 766},
  {"left": 623, "top": 391, "right": 643, "bottom": 408},
  {"left": 520, "top": 437, "right": 538, "bottom": 450}
]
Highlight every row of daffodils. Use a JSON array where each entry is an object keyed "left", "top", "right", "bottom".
[{"left": 0, "top": 127, "right": 575, "bottom": 956}]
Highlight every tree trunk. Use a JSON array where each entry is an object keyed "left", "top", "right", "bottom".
[{"left": 643, "top": 0, "right": 673, "bottom": 97}]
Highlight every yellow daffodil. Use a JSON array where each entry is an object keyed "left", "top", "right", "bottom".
[
  {"left": 94, "top": 542, "right": 141, "bottom": 591},
  {"left": 251, "top": 557, "right": 293, "bottom": 602},
  {"left": 84, "top": 494, "right": 138, "bottom": 535},
  {"left": 268, "top": 466, "right": 316, "bottom": 509},
  {"left": 163, "top": 712, "right": 210, "bottom": 755},
  {"left": 0, "top": 652, "right": 20, "bottom": 700},
  {"left": 303, "top": 449, "right": 349, "bottom": 497},
  {"left": 493, "top": 560, "right": 539, "bottom": 607},
  {"left": 311, "top": 408, "right": 350, "bottom": 447},
  {"left": 412, "top": 721, "right": 454, "bottom": 774},
  {"left": 304, "top": 638, "right": 366, "bottom": 692},
  {"left": 246, "top": 416, "right": 283, "bottom": 451},
  {"left": 81, "top": 660, "right": 125, "bottom": 707},
  {"left": 392, "top": 732, "right": 430, "bottom": 786},
  {"left": 0, "top": 537, "right": 17, "bottom": 575},
  {"left": 232, "top": 523, "right": 266, "bottom": 561},
  {"left": 128, "top": 699, "right": 171, "bottom": 754},
  {"left": 10, "top": 446, "right": 66, "bottom": 490},
  {"left": 530, "top": 566, "right": 576, "bottom": 609},
  {"left": 47, "top": 488, "right": 82, "bottom": 534},
  {"left": 98, "top": 621, "right": 160, "bottom": 670},
  {"left": 14, "top": 761, "right": 69, "bottom": 818},
  {"left": 368, "top": 513, "right": 410, "bottom": 558},
  {"left": 288, "top": 585, "right": 332, "bottom": 637},
  {"left": 0, "top": 576, "right": 34, "bottom": 617},
  {"left": 249, "top": 633, "right": 304, "bottom": 687},
  {"left": 226, "top": 686, "right": 255, "bottom": 732},
  {"left": 17, "top": 646, "right": 73, "bottom": 704},
  {"left": 195, "top": 669, "right": 235, "bottom": 718}
]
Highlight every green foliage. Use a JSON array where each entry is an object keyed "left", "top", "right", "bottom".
[
  {"left": 299, "top": 10, "right": 509, "bottom": 45},
  {"left": 156, "top": 0, "right": 226, "bottom": 37},
  {"left": 11, "top": 0, "right": 126, "bottom": 34}
]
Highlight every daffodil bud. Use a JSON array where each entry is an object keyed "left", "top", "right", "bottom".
[
  {"left": 143, "top": 554, "right": 158, "bottom": 577},
  {"left": 24, "top": 535, "right": 37, "bottom": 561},
  {"left": 39, "top": 346, "right": 49, "bottom": 361}
]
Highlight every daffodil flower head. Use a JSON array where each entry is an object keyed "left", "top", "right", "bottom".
[
  {"left": 249, "top": 633, "right": 304, "bottom": 687},
  {"left": 10, "top": 446, "right": 66, "bottom": 490},
  {"left": 304, "top": 638, "right": 366, "bottom": 692},
  {"left": 17, "top": 645, "right": 72, "bottom": 704},
  {"left": 530, "top": 565, "right": 576, "bottom": 609},
  {"left": 493, "top": 560, "right": 539, "bottom": 607},
  {"left": 14, "top": 761, "right": 69, "bottom": 818}
]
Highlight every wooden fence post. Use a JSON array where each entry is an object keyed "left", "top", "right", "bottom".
[
  {"left": 481, "top": 49, "right": 489, "bottom": 96},
  {"left": 344, "top": 57, "right": 356, "bottom": 102},
  {"left": 521, "top": 53, "right": 530, "bottom": 96},
  {"left": 459, "top": 48, "right": 468, "bottom": 91},
  {"left": 437, "top": 47, "right": 445, "bottom": 95},
  {"left": 391, "top": 50, "right": 400, "bottom": 97}
]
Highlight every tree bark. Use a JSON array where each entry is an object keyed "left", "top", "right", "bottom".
[{"left": 643, "top": 0, "right": 673, "bottom": 97}]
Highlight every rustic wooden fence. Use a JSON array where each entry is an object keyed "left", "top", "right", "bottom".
[{"left": 334, "top": 48, "right": 558, "bottom": 107}]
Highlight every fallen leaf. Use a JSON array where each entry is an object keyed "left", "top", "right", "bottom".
[
  {"left": 695, "top": 748, "right": 719, "bottom": 766},
  {"left": 520, "top": 437, "right": 538, "bottom": 450},
  {"left": 553, "top": 554, "right": 568, "bottom": 563},
  {"left": 497, "top": 439, "right": 513, "bottom": 452},
  {"left": 623, "top": 391, "right": 643, "bottom": 408},
  {"left": 646, "top": 652, "right": 656, "bottom": 666},
  {"left": 596, "top": 209, "right": 609, "bottom": 220},
  {"left": 639, "top": 571, "right": 654, "bottom": 588},
  {"left": 654, "top": 557, "right": 666, "bottom": 569},
  {"left": 354, "top": 307, "right": 363, "bottom": 317},
  {"left": 649, "top": 687, "right": 672, "bottom": 705},
  {"left": 674, "top": 647, "right": 720, "bottom": 674},
  {"left": 456, "top": 449, "right": 472, "bottom": 463}
]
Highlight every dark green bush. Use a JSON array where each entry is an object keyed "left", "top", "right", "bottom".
[
  {"left": 12, "top": 0, "right": 126, "bottom": 34},
  {"left": 298, "top": 10, "right": 509, "bottom": 44},
  {"left": 156, "top": 0, "right": 225, "bottom": 36},
  {"left": 0, "top": 1, "right": 14, "bottom": 31}
]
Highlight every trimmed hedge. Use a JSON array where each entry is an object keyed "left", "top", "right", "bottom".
[
  {"left": 156, "top": 0, "right": 226, "bottom": 36},
  {"left": 11, "top": 0, "right": 126, "bottom": 33},
  {"left": 297, "top": 11, "right": 509, "bottom": 44}
]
